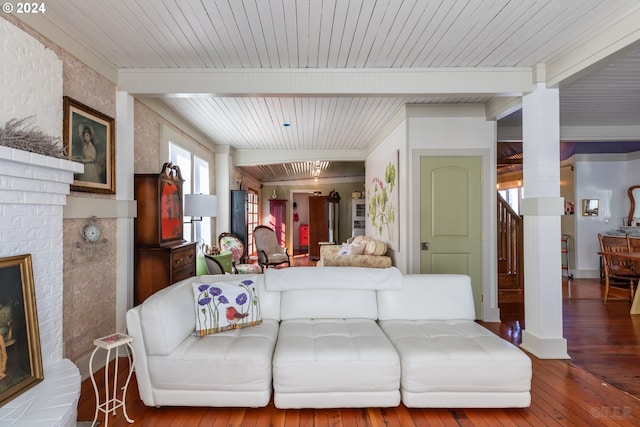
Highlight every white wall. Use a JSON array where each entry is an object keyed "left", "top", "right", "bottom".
[
  {"left": 366, "top": 114, "right": 407, "bottom": 271},
  {"left": 405, "top": 104, "right": 498, "bottom": 320},
  {"left": 627, "top": 153, "right": 640, "bottom": 197},
  {"left": 573, "top": 153, "right": 632, "bottom": 277}
]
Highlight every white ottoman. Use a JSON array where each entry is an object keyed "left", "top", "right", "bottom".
[
  {"left": 379, "top": 319, "right": 532, "bottom": 408},
  {"left": 272, "top": 318, "right": 401, "bottom": 408}
]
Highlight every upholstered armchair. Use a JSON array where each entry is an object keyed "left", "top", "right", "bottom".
[
  {"left": 203, "top": 254, "right": 225, "bottom": 275},
  {"left": 254, "top": 225, "right": 290, "bottom": 270},
  {"left": 218, "top": 232, "right": 263, "bottom": 274}
]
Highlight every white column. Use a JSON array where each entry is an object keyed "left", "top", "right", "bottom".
[
  {"left": 520, "top": 83, "right": 569, "bottom": 359},
  {"left": 116, "top": 91, "right": 136, "bottom": 332},
  {"left": 215, "top": 145, "right": 231, "bottom": 237}
]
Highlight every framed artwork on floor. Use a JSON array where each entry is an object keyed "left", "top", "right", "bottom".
[
  {"left": 0, "top": 254, "right": 43, "bottom": 407},
  {"left": 63, "top": 96, "right": 116, "bottom": 194}
]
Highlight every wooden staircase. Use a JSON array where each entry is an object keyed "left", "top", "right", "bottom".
[{"left": 497, "top": 193, "right": 524, "bottom": 320}]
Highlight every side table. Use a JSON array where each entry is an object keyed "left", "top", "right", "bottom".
[{"left": 90, "top": 332, "right": 135, "bottom": 427}]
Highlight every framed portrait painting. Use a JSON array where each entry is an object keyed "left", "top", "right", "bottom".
[
  {"left": 63, "top": 96, "right": 115, "bottom": 194},
  {"left": 0, "top": 254, "right": 43, "bottom": 407}
]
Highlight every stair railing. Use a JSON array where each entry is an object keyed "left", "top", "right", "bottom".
[{"left": 497, "top": 192, "right": 524, "bottom": 290}]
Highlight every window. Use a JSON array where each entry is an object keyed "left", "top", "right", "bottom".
[
  {"left": 498, "top": 186, "right": 522, "bottom": 215},
  {"left": 163, "top": 125, "right": 213, "bottom": 246},
  {"left": 246, "top": 188, "right": 259, "bottom": 256}
]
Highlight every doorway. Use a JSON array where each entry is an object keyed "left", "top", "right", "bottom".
[
  {"left": 290, "top": 191, "right": 313, "bottom": 256},
  {"left": 420, "top": 156, "right": 483, "bottom": 314}
]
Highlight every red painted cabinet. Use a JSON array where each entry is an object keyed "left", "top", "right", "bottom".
[{"left": 299, "top": 224, "right": 309, "bottom": 248}]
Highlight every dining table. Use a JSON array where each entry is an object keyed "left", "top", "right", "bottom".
[{"left": 598, "top": 251, "right": 640, "bottom": 315}]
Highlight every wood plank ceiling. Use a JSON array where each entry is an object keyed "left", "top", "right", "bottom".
[
  {"left": 46, "top": 0, "right": 636, "bottom": 69},
  {"left": 22, "top": 0, "right": 640, "bottom": 182}
]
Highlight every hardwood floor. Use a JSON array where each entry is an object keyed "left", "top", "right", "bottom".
[{"left": 77, "top": 273, "right": 640, "bottom": 426}]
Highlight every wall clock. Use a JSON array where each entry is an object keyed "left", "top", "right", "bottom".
[{"left": 81, "top": 216, "right": 102, "bottom": 243}]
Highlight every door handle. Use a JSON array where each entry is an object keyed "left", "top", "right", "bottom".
[{"left": 421, "top": 242, "right": 430, "bottom": 250}]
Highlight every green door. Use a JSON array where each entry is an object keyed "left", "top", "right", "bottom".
[{"left": 420, "top": 156, "right": 483, "bottom": 314}]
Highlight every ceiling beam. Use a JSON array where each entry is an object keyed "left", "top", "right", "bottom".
[
  {"left": 118, "top": 68, "right": 533, "bottom": 97},
  {"left": 545, "top": 5, "right": 640, "bottom": 87},
  {"left": 486, "top": 96, "right": 522, "bottom": 121},
  {"left": 560, "top": 125, "right": 640, "bottom": 142},
  {"left": 234, "top": 149, "right": 367, "bottom": 166},
  {"left": 497, "top": 159, "right": 523, "bottom": 165},
  {"left": 498, "top": 125, "right": 640, "bottom": 142}
]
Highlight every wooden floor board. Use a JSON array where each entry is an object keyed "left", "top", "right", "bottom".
[{"left": 76, "top": 275, "right": 640, "bottom": 426}]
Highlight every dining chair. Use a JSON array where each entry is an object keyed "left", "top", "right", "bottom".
[
  {"left": 218, "top": 232, "right": 263, "bottom": 274},
  {"left": 598, "top": 233, "right": 639, "bottom": 304},
  {"left": 253, "top": 225, "right": 291, "bottom": 270}
]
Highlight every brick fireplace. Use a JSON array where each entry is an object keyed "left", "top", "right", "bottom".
[{"left": 0, "top": 151, "right": 82, "bottom": 424}]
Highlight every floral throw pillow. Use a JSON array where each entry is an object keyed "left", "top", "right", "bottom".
[{"left": 192, "top": 277, "right": 262, "bottom": 336}]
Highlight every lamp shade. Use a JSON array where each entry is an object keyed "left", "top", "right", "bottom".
[{"left": 184, "top": 194, "right": 217, "bottom": 218}]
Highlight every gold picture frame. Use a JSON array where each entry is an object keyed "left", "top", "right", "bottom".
[
  {"left": 582, "top": 199, "right": 599, "bottom": 216},
  {"left": 0, "top": 254, "right": 43, "bottom": 407},
  {"left": 63, "top": 96, "right": 116, "bottom": 194}
]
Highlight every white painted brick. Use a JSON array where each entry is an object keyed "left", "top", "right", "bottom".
[
  {"left": 0, "top": 19, "right": 80, "bottom": 423},
  {"left": 37, "top": 205, "right": 64, "bottom": 217},
  {"left": 0, "top": 190, "right": 23, "bottom": 204},
  {"left": 9, "top": 147, "right": 34, "bottom": 164},
  {"left": 1, "top": 162, "right": 35, "bottom": 179},
  {"left": 1, "top": 20, "right": 62, "bottom": 135},
  {"left": 2, "top": 175, "right": 70, "bottom": 195},
  {"left": 0, "top": 216, "right": 20, "bottom": 231},
  {"left": 4, "top": 228, "right": 37, "bottom": 243},
  {"left": 1, "top": 203, "right": 37, "bottom": 217}
]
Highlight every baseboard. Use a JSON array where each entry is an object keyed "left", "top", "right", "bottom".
[
  {"left": 520, "top": 330, "right": 570, "bottom": 359},
  {"left": 568, "top": 269, "right": 600, "bottom": 279}
]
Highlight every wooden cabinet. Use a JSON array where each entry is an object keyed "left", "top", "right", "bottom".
[
  {"left": 134, "top": 242, "right": 196, "bottom": 305},
  {"left": 230, "top": 190, "right": 248, "bottom": 249},
  {"left": 134, "top": 163, "right": 196, "bottom": 304},
  {"left": 308, "top": 195, "right": 340, "bottom": 260},
  {"left": 134, "top": 163, "right": 185, "bottom": 247}
]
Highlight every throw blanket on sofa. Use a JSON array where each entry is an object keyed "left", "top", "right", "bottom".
[{"left": 265, "top": 266, "right": 402, "bottom": 291}]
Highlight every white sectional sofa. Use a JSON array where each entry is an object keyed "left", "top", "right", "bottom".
[
  {"left": 269, "top": 267, "right": 403, "bottom": 408},
  {"left": 378, "top": 274, "right": 532, "bottom": 408},
  {"left": 126, "top": 267, "right": 531, "bottom": 409},
  {"left": 125, "top": 274, "right": 281, "bottom": 407}
]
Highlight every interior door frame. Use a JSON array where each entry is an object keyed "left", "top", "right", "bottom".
[
  {"left": 410, "top": 148, "right": 499, "bottom": 321},
  {"left": 288, "top": 188, "right": 318, "bottom": 256}
]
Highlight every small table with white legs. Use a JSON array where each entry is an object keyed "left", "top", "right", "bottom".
[{"left": 89, "top": 332, "right": 135, "bottom": 427}]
